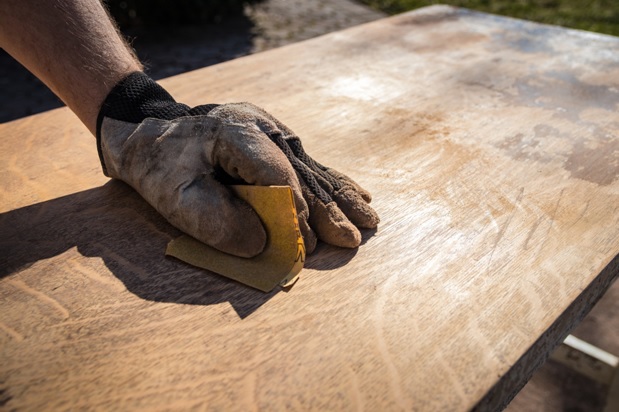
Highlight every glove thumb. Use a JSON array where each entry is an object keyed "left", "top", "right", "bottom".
[{"left": 168, "top": 173, "right": 267, "bottom": 258}]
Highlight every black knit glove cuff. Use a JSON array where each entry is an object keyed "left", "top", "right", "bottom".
[{"left": 96, "top": 72, "right": 218, "bottom": 175}]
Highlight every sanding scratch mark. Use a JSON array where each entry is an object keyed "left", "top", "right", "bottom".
[
  {"left": 0, "top": 321, "right": 24, "bottom": 342},
  {"left": 570, "top": 199, "right": 590, "bottom": 228},
  {"left": 487, "top": 187, "right": 524, "bottom": 273},
  {"left": 71, "top": 258, "right": 123, "bottom": 289},
  {"left": 347, "top": 364, "right": 365, "bottom": 412},
  {"left": 480, "top": 197, "right": 499, "bottom": 233},
  {"left": 373, "top": 275, "right": 408, "bottom": 410},
  {"left": 547, "top": 188, "right": 564, "bottom": 232},
  {"left": 523, "top": 216, "right": 543, "bottom": 250},
  {"left": 436, "top": 355, "right": 468, "bottom": 404},
  {"left": 93, "top": 243, "right": 150, "bottom": 282},
  {"left": 8, "top": 279, "right": 70, "bottom": 320},
  {"left": 539, "top": 188, "right": 565, "bottom": 251}
]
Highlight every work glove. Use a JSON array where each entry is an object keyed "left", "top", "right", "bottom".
[{"left": 96, "top": 72, "right": 379, "bottom": 258}]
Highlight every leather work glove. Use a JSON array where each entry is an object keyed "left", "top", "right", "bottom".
[{"left": 96, "top": 72, "right": 379, "bottom": 258}]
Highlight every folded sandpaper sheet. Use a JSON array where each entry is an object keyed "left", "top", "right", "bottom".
[{"left": 166, "top": 185, "right": 305, "bottom": 292}]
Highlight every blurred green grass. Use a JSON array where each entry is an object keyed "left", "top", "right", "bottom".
[{"left": 358, "top": 0, "right": 619, "bottom": 36}]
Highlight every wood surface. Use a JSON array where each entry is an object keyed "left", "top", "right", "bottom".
[{"left": 2, "top": 5, "right": 619, "bottom": 411}]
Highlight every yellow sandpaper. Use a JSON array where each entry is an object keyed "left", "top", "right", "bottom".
[{"left": 165, "top": 185, "right": 305, "bottom": 292}]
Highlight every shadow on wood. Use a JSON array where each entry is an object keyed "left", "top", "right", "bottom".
[
  {"left": 0, "top": 181, "right": 279, "bottom": 318},
  {"left": 0, "top": 180, "right": 371, "bottom": 318},
  {"left": 304, "top": 228, "right": 376, "bottom": 271}
]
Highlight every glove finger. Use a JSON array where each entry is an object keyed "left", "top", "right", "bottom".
[
  {"left": 284, "top": 137, "right": 374, "bottom": 204},
  {"left": 213, "top": 124, "right": 318, "bottom": 253},
  {"left": 309, "top": 170, "right": 379, "bottom": 229},
  {"left": 264, "top": 131, "right": 370, "bottom": 244},
  {"left": 331, "top": 186, "right": 380, "bottom": 229},
  {"left": 324, "top": 167, "right": 373, "bottom": 203},
  {"left": 167, "top": 173, "right": 267, "bottom": 258},
  {"left": 302, "top": 185, "right": 362, "bottom": 249}
]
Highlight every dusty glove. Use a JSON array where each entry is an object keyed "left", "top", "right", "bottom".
[{"left": 96, "top": 72, "right": 379, "bottom": 257}]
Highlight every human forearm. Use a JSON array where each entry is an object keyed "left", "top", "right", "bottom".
[
  {"left": 0, "top": 0, "right": 141, "bottom": 134},
  {"left": 0, "top": 1, "right": 380, "bottom": 256}
]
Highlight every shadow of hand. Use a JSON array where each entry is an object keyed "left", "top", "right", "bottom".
[{"left": 0, "top": 180, "right": 276, "bottom": 318}]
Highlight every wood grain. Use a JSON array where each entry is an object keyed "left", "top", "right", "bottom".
[{"left": 1, "top": 5, "right": 619, "bottom": 411}]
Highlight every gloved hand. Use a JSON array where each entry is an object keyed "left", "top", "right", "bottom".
[{"left": 96, "top": 72, "right": 379, "bottom": 257}]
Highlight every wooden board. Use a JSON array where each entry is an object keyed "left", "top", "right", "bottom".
[{"left": 1, "top": 5, "right": 619, "bottom": 411}]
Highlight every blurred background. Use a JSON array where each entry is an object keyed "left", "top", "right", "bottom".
[
  {"left": 1, "top": 0, "right": 618, "bottom": 123},
  {"left": 1, "top": 3, "right": 618, "bottom": 409},
  {"left": 361, "top": 0, "right": 619, "bottom": 35}
]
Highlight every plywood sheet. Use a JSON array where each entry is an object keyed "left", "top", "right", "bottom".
[{"left": 1, "top": 5, "right": 618, "bottom": 411}]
